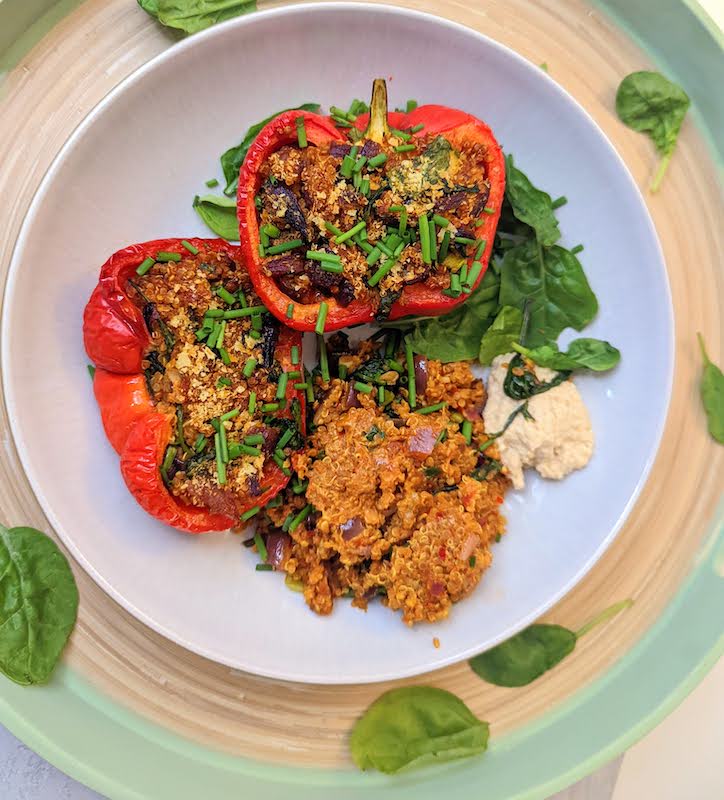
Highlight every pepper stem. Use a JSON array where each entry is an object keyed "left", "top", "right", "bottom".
[
  {"left": 575, "top": 598, "right": 633, "bottom": 639},
  {"left": 365, "top": 78, "right": 391, "bottom": 144}
]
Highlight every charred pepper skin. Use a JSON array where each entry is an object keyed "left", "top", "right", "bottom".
[{"left": 83, "top": 238, "right": 304, "bottom": 533}]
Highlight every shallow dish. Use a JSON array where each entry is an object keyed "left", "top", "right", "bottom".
[{"left": 1, "top": 3, "right": 672, "bottom": 683}]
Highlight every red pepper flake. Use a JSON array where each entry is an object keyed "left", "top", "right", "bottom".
[
  {"left": 438, "top": 546, "right": 447, "bottom": 560},
  {"left": 496, "top": 496, "right": 504, "bottom": 505}
]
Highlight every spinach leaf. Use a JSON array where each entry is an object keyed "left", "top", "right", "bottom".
[
  {"left": 137, "top": 0, "right": 256, "bottom": 35},
  {"left": 478, "top": 306, "right": 523, "bottom": 365},
  {"left": 504, "top": 353, "right": 570, "bottom": 400},
  {"left": 0, "top": 524, "right": 79, "bottom": 685},
  {"left": 514, "top": 338, "right": 621, "bottom": 372},
  {"left": 504, "top": 155, "right": 561, "bottom": 246},
  {"left": 469, "top": 599, "right": 632, "bottom": 687},
  {"left": 220, "top": 103, "right": 321, "bottom": 195},
  {"left": 615, "top": 71, "right": 690, "bottom": 192},
  {"left": 499, "top": 240, "right": 598, "bottom": 347},
  {"left": 402, "top": 269, "right": 500, "bottom": 362},
  {"left": 192, "top": 194, "right": 238, "bottom": 240},
  {"left": 697, "top": 333, "right": 724, "bottom": 444},
  {"left": 350, "top": 686, "right": 489, "bottom": 774}
]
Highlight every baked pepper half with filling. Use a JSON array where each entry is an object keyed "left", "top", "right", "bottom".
[
  {"left": 83, "top": 238, "right": 305, "bottom": 533},
  {"left": 238, "top": 79, "right": 505, "bottom": 332}
]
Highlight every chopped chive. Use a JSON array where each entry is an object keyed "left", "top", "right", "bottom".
[
  {"left": 250, "top": 330, "right": 262, "bottom": 340},
  {"left": 254, "top": 195, "right": 262, "bottom": 209},
  {"left": 419, "top": 215, "right": 431, "bottom": 264},
  {"left": 454, "top": 236, "right": 477, "bottom": 246},
  {"left": 319, "top": 261, "right": 344, "bottom": 274},
  {"left": 292, "top": 478, "right": 308, "bottom": 495},
  {"left": 216, "top": 320, "right": 226, "bottom": 350},
  {"left": 248, "top": 391, "right": 257, "bottom": 414},
  {"left": 416, "top": 401, "right": 447, "bottom": 415},
  {"left": 161, "top": 445, "right": 177, "bottom": 478},
  {"left": 465, "top": 260, "right": 484, "bottom": 288},
  {"left": 282, "top": 513, "right": 294, "bottom": 532},
  {"left": 462, "top": 419, "right": 473, "bottom": 445},
  {"left": 460, "top": 263, "right": 468, "bottom": 284},
  {"left": 483, "top": 206, "right": 495, "bottom": 215},
  {"left": 450, "top": 273, "right": 462, "bottom": 296},
  {"left": 286, "top": 370, "right": 301, "bottom": 379},
  {"left": 438, "top": 230, "right": 451, "bottom": 262},
  {"left": 136, "top": 256, "right": 155, "bottom": 276},
  {"left": 332, "top": 116, "right": 353, "bottom": 128},
  {"left": 394, "top": 143, "right": 416, "bottom": 153},
  {"left": 243, "top": 357, "right": 257, "bottom": 378},
  {"left": 436, "top": 427, "right": 448, "bottom": 444},
  {"left": 244, "top": 434, "right": 264, "bottom": 445},
  {"left": 335, "top": 221, "right": 366, "bottom": 245},
  {"left": 360, "top": 178, "right": 370, "bottom": 196},
  {"left": 255, "top": 563, "right": 273, "bottom": 572},
  {"left": 350, "top": 146, "right": 359, "bottom": 158},
  {"left": 399, "top": 208, "right": 408, "bottom": 235},
  {"left": 325, "top": 221, "right": 343, "bottom": 236},
  {"left": 353, "top": 155, "right": 368, "bottom": 173},
  {"left": 367, "top": 153, "right": 388, "bottom": 169},
  {"left": 340, "top": 155, "right": 355, "bottom": 178},
  {"left": 214, "top": 433, "right": 226, "bottom": 485},
  {"left": 286, "top": 303, "right": 294, "bottom": 319},
  {"left": 432, "top": 214, "right": 450, "bottom": 228},
  {"left": 377, "top": 385, "right": 385, "bottom": 403},
  {"left": 253, "top": 530, "right": 267, "bottom": 560},
  {"left": 156, "top": 251, "right": 182, "bottom": 262},
  {"left": 294, "top": 382, "right": 309, "bottom": 390},
  {"left": 356, "top": 238, "right": 374, "bottom": 254},
  {"left": 262, "top": 223, "right": 281, "bottom": 237},
  {"left": 468, "top": 555, "right": 476, "bottom": 568},
  {"left": 251, "top": 313, "right": 263, "bottom": 331},
  {"left": 390, "top": 128, "right": 412, "bottom": 142},
  {"left": 261, "top": 402, "right": 280, "bottom": 412},
  {"left": 87, "top": 364, "right": 96, "bottom": 380},
  {"left": 474, "top": 220, "right": 485, "bottom": 228},
  {"left": 429, "top": 219, "right": 437, "bottom": 262},
  {"left": 410, "top": 122, "right": 424, "bottom": 133},
  {"left": 295, "top": 116, "right": 307, "bottom": 148},
  {"left": 278, "top": 428, "right": 294, "bottom": 449},
  {"left": 258, "top": 243, "right": 266, "bottom": 257},
  {"left": 265, "top": 239, "right": 303, "bottom": 256},
  {"left": 571, "top": 244, "right": 584, "bottom": 255},
  {"left": 366, "top": 246, "right": 383, "bottom": 267},
  {"left": 406, "top": 100, "right": 418, "bottom": 112},
  {"left": 318, "top": 334, "right": 329, "bottom": 381},
  {"left": 389, "top": 204, "right": 404, "bottom": 213},
  {"left": 315, "top": 302, "right": 329, "bottom": 335},
  {"left": 272, "top": 451, "right": 285, "bottom": 469},
  {"left": 218, "top": 347, "right": 231, "bottom": 366},
  {"left": 552, "top": 196, "right": 568, "bottom": 209},
  {"left": 223, "top": 306, "right": 266, "bottom": 319},
  {"left": 288, "top": 504, "right": 313, "bottom": 533},
  {"left": 405, "top": 338, "right": 416, "bottom": 408},
  {"left": 219, "top": 421, "right": 229, "bottom": 463},
  {"left": 354, "top": 381, "right": 374, "bottom": 394},
  {"left": 276, "top": 372, "right": 289, "bottom": 400},
  {"left": 215, "top": 286, "right": 237, "bottom": 305},
  {"left": 238, "top": 444, "right": 262, "bottom": 457},
  {"left": 205, "top": 308, "right": 225, "bottom": 318},
  {"left": 291, "top": 345, "right": 300, "bottom": 365},
  {"left": 205, "top": 178, "right": 219, "bottom": 188},
  {"left": 220, "top": 408, "right": 240, "bottom": 422},
  {"left": 194, "top": 434, "right": 207, "bottom": 452},
  {"left": 266, "top": 494, "right": 283, "bottom": 508},
  {"left": 306, "top": 249, "right": 342, "bottom": 263},
  {"left": 474, "top": 239, "right": 487, "bottom": 261},
  {"left": 368, "top": 255, "right": 398, "bottom": 287},
  {"left": 387, "top": 358, "right": 404, "bottom": 373},
  {"left": 181, "top": 239, "right": 199, "bottom": 255},
  {"left": 376, "top": 241, "right": 393, "bottom": 257},
  {"left": 206, "top": 320, "right": 222, "bottom": 349}
]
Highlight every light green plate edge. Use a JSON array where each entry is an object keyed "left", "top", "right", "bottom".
[{"left": 0, "top": 1, "right": 722, "bottom": 797}]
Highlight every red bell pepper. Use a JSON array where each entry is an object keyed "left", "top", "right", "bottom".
[
  {"left": 238, "top": 79, "right": 505, "bottom": 331},
  {"left": 83, "top": 238, "right": 304, "bottom": 534}
]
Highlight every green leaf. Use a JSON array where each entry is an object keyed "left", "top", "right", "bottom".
[
  {"left": 138, "top": 0, "right": 257, "bottom": 35},
  {"left": 697, "top": 333, "right": 724, "bottom": 444},
  {"left": 478, "top": 306, "right": 523, "bottom": 365},
  {"left": 514, "top": 338, "right": 621, "bottom": 372},
  {"left": 615, "top": 71, "right": 690, "bottom": 192},
  {"left": 499, "top": 240, "right": 598, "bottom": 348},
  {"left": 350, "top": 686, "right": 489, "bottom": 774},
  {"left": 504, "top": 155, "right": 561, "bottom": 246},
  {"left": 220, "top": 103, "right": 321, "bottom": 195},
  {"left": 0, "top": 524, "right": 79, "bottom": 685},
  {"left": 470, "top": 624, "right": 576, "bottom": 687},
  {"left": 402, "top": 269, "right": 499, "bottom": 362},
  {"left": 192, "top": 194, "right": 238, "bottom": 240}
]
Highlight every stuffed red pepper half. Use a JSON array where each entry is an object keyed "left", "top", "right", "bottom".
[
  {"left": 238, "top": 79, "right": 505, "bottom": 332},
  {"left": 83, "top": 238, "right": 305, "bottom": 533}
]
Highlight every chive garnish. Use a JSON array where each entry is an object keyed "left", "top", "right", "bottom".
[
  {"left": 265, "top": 239, "right": 303, "bottom": 256},
  {"left": 219, "top": 347, "right": 231, "bottom": 366},
  {"left": 295, "top": 116, "right": 307, "bottom": 148},
  {"left": 250, "top": 330, "right": 262, "bottom": 340},
  {"left": 394, "top": 143, "right": 415, "bottom": 153},
  {"left": 294, "top": 382, "right": 309, "bottom": 390},
  {"left": 460, "top": 263, "right": 468, "bottom": 284},
  {"left": 450, "top": 273, "right": 461, "bottom": 296},
  {"left": 255, "top": 563, "right": 273, "bottom": 572},
  {"left": 136, "top": 257, "right": 155, "bottom": 276},
  {"left": 315, "top": 302, "right": 329, "bottom": 335},
  {"left": 205, "top": 178, "right": 219, "bottom": 188},
  {"left": 429, "top": 219, "right": 437, "bottom": 262},
  {"left": 262, "top": 223, "right": 280, "bottom": 238},
  {"left": 462, "top": 419, "right": 473, "bottom": 445},
  {"left": 253, "top": 530, "right": 267, "bottom": 560},
  {"left": 465, "top": 260, "right": 483, "bottom": 288},
  {"left": 356, "top": 238, "right": 374, "bottom": 254},
  {"left": 318, "top": 334, "right": 329, "bottom": 381},
  {"left": 432, "top": 215, "right": 450, "bottom": 228},
  {"left": 390, "top": 128, "right": 412, "bottom": 141},
  {"left": 335, "top": 221, "right": 366, "bottom": 245},
  {"left": 405, "top": 338, "right": 416, "bottom": 408},
  {"left": 324, "top": 221, "right": 343, "bottom": 237},
  {"left": 330, "top": 106, "right": 356, "bottom": 122},
  {"left": 243, "top": 358, "right": 257, "bottom": 378},
  {"left": 340, "top": 155, "right": 355, "bottom": 179},
  {"left": 276, "top": 372, "right": 289, "bottom": 400},
  {"left": 214, "top": 433, "right": 226, "bottom": 485},
  {"left": 360, "top": 178, "right": 370, "bottom": 196},
  {"left": 366, "top": 247, "right": 382, "bottom": 266},
  {"left": 367, "top": 153, "right": 388, "bottom": 169},
  {"left": 261, "top": 402, "right": 280, "bottom": 412},
  {"left": 474, "top": 239, "right": 487, "bottom": 261},
  {"left": 399, "top": 209, "right": 408, "bottom": 235},
  {"left": 368, "top": 255, "right": 398, "bottom": 287},
  {"left": 205, "top": 308, "right": 225, "bottom": 318},
  {"left": 410, "top": 123, "right": 424, "bottom": 133},
  {"left": 320, "top": 261, "right": 344, "bottom": 274},
  {"left": 306, "top": 250, "right": 342, "bottom": 263},
  {"left": 223, "top": 306, "right": 266, "bottom": 319},
  {"left": 244, "top": 434, "right": 264, "bottom": 446},
  {"left": 181, "top": 240, "right": 199, "bottom": 255},
  {"left": 406, "top": 100, "right": 418, "bottom": 112},
  {"left": 251, "top": 313, "right": 263, "bottom": 331},
  {"left": 206, "top": 320, "right": 222, "bottom": 349},
  {"left": 483, "top": 206, "right": 495, "bottom": 215},
  {"left": 416, "top": 402, "right": 447, "bottom": 415},
  {"left": 436, "top": 428, "right": 448, "bottom": 444},
  {"left": 278, "top": 428, "right": 294, "bottom": 449},
  {"left": 194, "top": 434, "right": 207, "bottom": 452},
  {"left": 156, "top": 251, "right": 182, "bottom": 262},
  {"left": 377, "top": 385, "right": 385, "bottom": 403},
  {"left": 292, "top": 478, "right": 309, "bottom": 495},
  {"left": 288, "top": 504, "right": 313, "bottom": 533},
  {"left": 220, "top": 408, "right": 239, "bottom": 422},
  {"left": 258, "top": 243, "right": 266, "bottom": 257},
  {"left": 238, "top": 444, "right": 262, "bottom": 457},
  {"left": 248, "top": 391, "right": 257, "bottom": 414},
  {"left": 217, "top": 376, "right": 232, "bottom": 388},
  {"left": 353, "top": 155, "right": 368, "bottom": 173},
  {"left": 291, "top": 345, "right": 300, "bottom": 365},
  {"left": 419, "top": 215, "right": 431, "bottom": 264},
  {"left": 286, "top": 303, "right": 294, "bottom": 319},
  {"left": 389, "top": 204, "right": 405, "bottom": 212},
  {"left": 454, "top": 236, "right": 477, "bottom": 246},
  {"left": 333, "top": 116, "right": 353, "bottom": 128},
  {"left": 354, "top": 381, "right": 374, "bottom": 394},
  {"left": 216, "top": 320, "right": 226, "bottom": 350},
  {"left": 215, "top": 286, "right": 237, "bottom": 305}
]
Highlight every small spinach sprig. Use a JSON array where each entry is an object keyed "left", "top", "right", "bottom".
[
  {"left": 697, "top": 333, "right": 724, "bottom": 444},
  {"left": 138, "top": 0, "right": 256, "bottom": 36},
  {"left": 350, "top": 686, "right": 489, "bottom": 774},
  {"left": 0, "top": 523, "right": 79, "bottom": 685},
  {"left": 192, "top": 194, "right": 238, "bottom": 240},
  {"left": 469, "top": 599, "right": 632, "bottom": 687},
  {"left": 615, "top": 71, "right": 690, "bottom": 193}
]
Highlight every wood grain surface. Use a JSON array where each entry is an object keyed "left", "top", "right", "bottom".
[{"left": 0, "top": 0, "right": 721, "bottom": 769}]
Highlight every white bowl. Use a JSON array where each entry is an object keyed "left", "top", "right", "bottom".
[{"left": 1, "top": 3, "right": 672, "bottom": 683}]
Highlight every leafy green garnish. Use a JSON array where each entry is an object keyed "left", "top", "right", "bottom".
[
  {"left": 192, "top": 194, "right": 238, "bottom": 240},
  {"left": 513, "top": 338, "right": 621, "bottom": 372},
  {"left": 503, "top": 353, "right": 570, "bottom": 400},
  {"left": 504, "top": 155, "right": 561, "bottom": 246},
  {"left": 0, "top": 523, "right": 79, "bottom": 685},
  {"left": 469, "top": 600, "right": 632, "bottom": 687},
  {"left": 138, "top": 0, "right": 256, "bottom": 35},
  {"left": 615, "top": 71, "right": 690, "bottom": 192},
  {"left": 478, "top": 306, "right": 523, "bottom": 365},
  {"left": 220, "top": 104, "right": 321, "bottom": 195},
  {"left": 499, "top": 241, "right": 598, "bottom": 348},
  {"left": 350, "top": 686, "right": 489, "bottom": 774},
  {"left": 365, "top": 425, "right": 385, "bottom": 442},
  {"left": 697, "top": 333, "right": 724, "bottom": 444}
]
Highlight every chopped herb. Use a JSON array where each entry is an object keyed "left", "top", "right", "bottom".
[
  {"left": 248, "top": 391, "right": 257, "bottom": 415},
  {"left": 205, "top": 178, "right": 219, "bottom": 188},
  {"left": 241, "top": 506, "right": 261, "bottom": 523},
  {"left": 295, "top": 116, "right": 307, "bottom": 148},
  {"left": 354, "top": 381, "right": 374, "bottom": 394},
  {"left": 156, "top": 251, "right": 182, "bottom": 262},
  {"left": 255, "top": 563, "right": 273, "bottom": 572},
  {"left": 415, "top": 402, "right": 447, "bottom": 415},
  {"left": 181, "top": 239, "right": 199, "bottom": 255},
  {"left": 253, "top": 530, "right": 267, "bottom": 560},
  {"left": 315, "top": 302, "right": 329, "bottom": 335},
  {"left": 265, "top": 239, "right": 303, "bottom": 256},
  {"left": 136, "top": 256, "right": 155, "bottom": 276},
  {"left": 286, "top": 303, "right": 294, "bottom": 319},
  {"left": 288, "top": 504, "right": 313, "bottom": 532}
]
